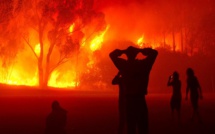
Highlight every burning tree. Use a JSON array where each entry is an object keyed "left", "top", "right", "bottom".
[{"left": 0, "top": 0, "right": 106, "bottom": 88}]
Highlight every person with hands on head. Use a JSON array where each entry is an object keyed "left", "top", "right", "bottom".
[{"left": 109, "top": 45, "right": 158, "bottom": 134}]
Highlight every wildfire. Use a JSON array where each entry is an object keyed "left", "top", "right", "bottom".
[
  {"left": 0, "top": 23, "right": 110, "bottom": 89},
  {"left": 90, "top": 25, "right": 109, "bottom": 51},
  {"left": 136, "top": 35, "right": 161, "bottom": 49},
  {"left": 0, "top": 67, "right": 38, "bottom": 86},
  {"left": 48, "top": 70, "right": 79, "bottom": 88},
  {"left": 0, "top": 0, "right": 186, "bottom": 90}
]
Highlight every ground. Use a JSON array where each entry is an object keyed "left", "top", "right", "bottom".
[{"left": 0, "top": 87, "right": 215, "bottom": 134}]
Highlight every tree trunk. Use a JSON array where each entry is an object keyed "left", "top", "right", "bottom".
[
  {"left": 38, "top": 59, "right": 44, "bottom": 88},
  {"left": 181, "top": 29, "right": 184, "bottom": 52},
  {"left": 163, "top": 32, "right": 166, "bottom": 47},
  {"left": 38, "top": 21, "right": 44, "bottom": 88},
  {"left": 172, "top": 30, "right": 176, "bottom": 52},
  {"left": 184, "top": 28, "right": 188, "bottom": 54},
  {"left": 43, "top": 33, "right": 56, "bottom": 88},
  {"left": 43, "top": 70, "right": 49, "bottom": 88}
]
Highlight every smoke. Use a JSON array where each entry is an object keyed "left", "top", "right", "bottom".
[{"left": 101, "top": 1, "right": 158, "bottom": 42}]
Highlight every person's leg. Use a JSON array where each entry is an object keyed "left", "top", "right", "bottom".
[
  {"left": 118, "top": 117, "right": 124, "bottom": 134},
  {"left": 127, "top": 117, "right": 136, "bottom": 134},
  {"left": 193, "top": 99, "right": 203, "bottom": 123},
  {"left": 170, "top": 99, "right": 174, "bottom": 121},
  {"left": 118, "top": 104, "right": 124, "bottom": 134},
  {"left": 176, "top": 99, "right": 181, "bottom": 124},
  {"left": 191, "top": 97, "right": 198, "bottom": 122},
  {"left": 126, "top": 98, "right": 136, "bottom": 134},
  {"left": 176, "top": 108, "right": 181, "bottom": 125},
  {"left": 119, "top": 101, "right": 127, "bottom": 134},
  {"left": 137, "top": 97, "right": 148, "bottom": 134}
]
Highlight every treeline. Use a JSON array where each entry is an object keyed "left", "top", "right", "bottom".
[{"left": 88, "top": 46, "right": 215, "bottom": 93}]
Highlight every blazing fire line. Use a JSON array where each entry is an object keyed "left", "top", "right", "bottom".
[
  {"left": 0, "top": 0, "right": 109, "bottom": 89},
  {"left": 1, "top": 0, "right": 213, "bottom": 90}
]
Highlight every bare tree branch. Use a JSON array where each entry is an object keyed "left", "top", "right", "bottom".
[
  {"left": 49, "top": 56, "right": 69, "bottom": 74},
  {"left": 22, "top": 36, "right": 39, "bottom": 59}
]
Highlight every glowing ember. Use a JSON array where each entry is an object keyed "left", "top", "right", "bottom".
[
  {"left": 69, "top": 23, "right": 75, "bottom": 33},
  {"left": 34, "top": 43, "right": 41, "bottom": 56},
  {"left": 87, "top": 56, "right": 95, "bottom": 68},
  {"left": 137, "top": 35, "right": 144, "bottom": 48}
]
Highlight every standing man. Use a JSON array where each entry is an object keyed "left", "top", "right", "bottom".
[{"left": 109, "top": 46, "right": 158, "bottom": 134}]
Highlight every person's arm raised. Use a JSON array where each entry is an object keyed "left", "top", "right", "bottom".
[
  {"left": 112, "top": 72, "right": 121, "bottom": 85},
  {"left": 109, "top": 49, "right": 126, "bottom": 70},
  {"left": 139, "top": 48, "right": 158, "bottom": 58},
  {"left": 139, "top": 48, "right": 158, "bottom": 67},
  {"left": 167, "top": 76, "right": 173, "bottom": 86},
  {"left": 109, "top": 49, "right": 125, "bottom": 58}
]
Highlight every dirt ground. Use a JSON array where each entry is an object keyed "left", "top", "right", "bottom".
[{"left": 0, "top": 89, "right": 215, "bottom": 134}]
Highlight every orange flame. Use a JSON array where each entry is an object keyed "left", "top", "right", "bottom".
[
  {"left": 48, "top": 70, "right": 79, "bottom": 88},
  {"left": 137, "top": 35, "right": 144, "bottom": 48},
  {"left": 35, "top": 43, "right": 41, "bottom": 56},
  {"left": 0, "top": 67, "right": 38, "bottom": 86},
  {"left": 0, "top": 23, "right": 110, "bottom": 89},
  {"left": 136, "top": 35, "right": 161, "bottom": 49},
  {"left": 69, "top": 23, "right": 75, "bottom": 33},
  {"left": 90, "top": 25, "right": 109, "bottom": 51}
]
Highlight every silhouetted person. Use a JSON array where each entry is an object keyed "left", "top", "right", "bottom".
[
  {"left": 110, "top": 46, "right": 158, "bottom": 134},
  {"left": 45, "top": 100, "right": 67, "bottom": 134},
  {"left": 112, "top": 72, "right": 126, "bottom": 134},
  {"left": 167, "top": 71, "right": 182, "bottom": 123},
  {"left": 185, "top": 68, "right": 203, "bottom": 123}
]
